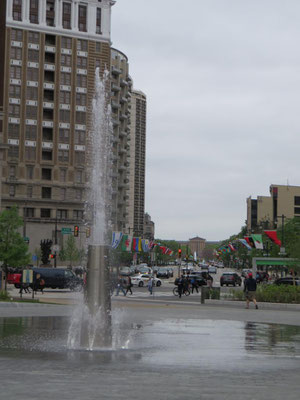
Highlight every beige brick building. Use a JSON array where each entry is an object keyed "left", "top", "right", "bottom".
[
  {"left": 0, "top": 0, "right": 128, "bottom": 256},
  {"left": 247, "top": 184, "right": 300, "bottom": 232}
]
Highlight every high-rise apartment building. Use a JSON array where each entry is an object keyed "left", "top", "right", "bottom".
[
  {"left": 127, "top": 90, "right": 146, "bottom": 236},
  {"left": 0, "top": 0, "right": 116, "bottom": 253},
  {"left": 110, "top": 48, "right": 132, "bottom": 232}
]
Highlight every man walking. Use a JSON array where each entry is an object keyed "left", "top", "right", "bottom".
[{"left": 244, "top": 272, "right": 258, "bottom": 309}]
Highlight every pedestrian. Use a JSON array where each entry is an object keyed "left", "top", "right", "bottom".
[
  {"left": 190, "top": 276, "right": 199, "bottom": 294},
  {"left": 34, "top": 273, "right": 41, "bottom": 294},
  {"left": 177, "top": 275, "right": 184, "bottom": 298},
  {"left": 19, "top": 283, "right": 31, "bottom": 295},
  {"left": 39, "top": 277, "right": 45, "bottom": 294},
  {"left": 125, "top": 276, "right": 133, "bottom": 295},
  {"left": 207, "top": 274, "right": 213, "bottom": 289},
  {"left": 147, "top": 276, "right": 154, "bottom": 295},
  {"left": 244, "top": 272, "right": 258, "bottom": 309},
  {"left": 115, "top": 275, "right": 126, "bottom": 296}
]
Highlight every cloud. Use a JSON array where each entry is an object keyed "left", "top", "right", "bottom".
[{"left": 112, "top": 0, "right": 300, "bottom": 240}]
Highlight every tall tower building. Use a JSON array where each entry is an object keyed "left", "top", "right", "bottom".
[
  {"left": 127, "top": 90, "right": 146, "bottom": 237},
  {"left": 0, "top": 0, "right": 116, "bottom": 253}
]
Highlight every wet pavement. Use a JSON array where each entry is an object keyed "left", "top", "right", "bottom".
[{"left": 0, "top": 303, "right": 300, "bottom": 400}]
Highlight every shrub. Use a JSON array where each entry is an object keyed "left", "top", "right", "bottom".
[
  {"left": 229, "top": 285, "right": 300, "bottom": 303},
  {"left": 0, "top": 290, "right": 10, "bottom": 301}
]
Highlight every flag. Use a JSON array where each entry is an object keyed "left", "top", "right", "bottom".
[
  {"left": 238, "top": 238, "right": 252, "bottom": 250},
  {"left": 111, "top": 232, "right": 123, "bottom": 249},
  {"left": 264, "top": 230, "right": 282, "bottom": 246},
  {"left": 228, "top": 243, "right": 237, "bottom": 252},
  {"left": 142, "top": 239, "right": 150, "bottom": 252},
  {"left": 244, "top": 236, "right": 255, "bottom": 248},
  {"left": 121, "top": 235, "right": 132, "bottom": 252},
  {"left": 132, "top": 237, "right": 142, "bottom": 252},
  {"left": 251, "top": 234, "right": 264, "bottom": 250}
]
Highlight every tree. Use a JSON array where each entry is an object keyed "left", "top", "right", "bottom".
[
  {"left": 0, "top": 207, "right": 31, "bottom": 290},
  {"left": 59, "top": 235, "right": 80, "bottom": 267}
]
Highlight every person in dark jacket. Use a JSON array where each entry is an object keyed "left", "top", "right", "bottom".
[
  {"left": 125, "top": 276, "right": 133, "bottom": 295},
  {"left": 244, "top": 272, "right": 258, "bottom": 309}
]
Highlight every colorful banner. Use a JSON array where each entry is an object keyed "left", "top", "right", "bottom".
[
  {"left": 251, "top": 234, "right": 264, "bottom": 250},
  {"left": 264, "top": 230, "right": 282, "bottom": 246},
  {"left": 121, "top": 235, "right": 133, "bottom": 252},
  {"left": 111, "top": 232, "right": 123, "bottom": 249}
]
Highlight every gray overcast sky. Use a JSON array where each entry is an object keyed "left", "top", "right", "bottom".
[{"left": 111, "top": 0, "right": 300, "bottom": 241}]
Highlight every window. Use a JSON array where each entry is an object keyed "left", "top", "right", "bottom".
[
  {"left": 8, "top": 124, "right": 19, "bottom": 139},
  {"left": 27, "top": 186, "right": 33, "bottom": 198},
  {"left": 10, "top": 47, "right": 22, "bottom": 60},
  {"left": 9, "top": 185, "right": 16, "bottom": 197},
  {"left": 295, "top": 208, "right": 300, "bottom": 215},
  {"left": 75, "top": 152, "right": 85, "bottom": 165},
  {"left": 75, "top": 189, "right": 82, "bottom": 200},
  {"left": 57, "top": 209, "right": 68, "bottom": 219},
  {"left": 41, "top": 208, "right": 51, "bottom": 218},
  {"left": 77, "top": 75, "right": 87, "bottom": 88},
  {"left": 24, "top": 208, "right": 34, "bottom": 218},
  {"left": 42, "top": 168, "right": 52, "bottom": 180},
  {"left": 59, "top": 129, "right": 69, "bottom": 143},
  {"left": 27, "top": 68, "right": 39, "bottom": 81},
  {"left": 76, "top": 93, "right": 86, "bottom": 106},
  {"left": 75, "top": 130, "right": 85, "bottom": 145},
  {"left": 25, "top": 147, "right": 36, "bottom": 161},
  {"left": 78, "top": 5, "right": 87, "bottom": 32},
  {"left": 26, "top": 165, "right": 34, "bottom": 179},
  {"left": 60, "top": 73, "right": 71, "bottom": 85},
  {"left": 46, "top": 0, "right": 55, "bottom": 26},
  {"left": 43, "top": 128, "right": 53, "bottom": 141},
  {"left": 26, "top": 125, "right": 37, "bottom": 140},
  {"left": 43, "top": 109, "right": 53, "bottom": 120},
  {"left": 61, "top": 54, "right": 71, "bottom": 67},
  {"left": 295, "top": 197, "right": 300, "bottom": 206},
  {"left": 75, "top": 170, "right": 83, "bottom": 183},
  {"left": 9, "top": 104, "right": 20, "bottom": 117},
  {"left": 27, "top": 86, "right": 38, "bottom": 100},
  {"left": 61, "top": 188, "right": 66, "bottom": 200},
  {"left": 11, "top": 29, "right": 22, "bottom": 41},
  {"left": 75, "top": 112, "right": 86, "bottom": 124},
  {"left": 60, "top": 91, "right": 71, "bottom": 104},
  {"left": 10, "top": 66, "right": 21, "bottom": 79},
  {"left": 28, "top": 49, "right": 39, "bottom": 62},
  {"left": 44, "top": 89, "right": 54, "bottom": 101},
  {"left": 29, "top": 0, "right": 39, "bottom": 24},
  {"left": 77, "top": 40, "right": 87, "bottom": 51},
  {"left": 9, "top": 85, "right": 21, "bottom": 98},
  {"left": 77, "top": 57, "right": 87, "bottom": 68},
  {"left": 60, "top": 169, "right": 67, "bottom": 182},
  {"left": 42, "top": 187, "right": 52, "bottom": 199},
  {"left": 58, "top": 150, "right": 69, "bottom": 162},
  {"left": 59, "top": 110, "right": 70, "bottom": 122},
  {"left": 26, "top": 106, "right": 37, "bottom": 119},
  {"left": 9, "top": 165, "right": 16, "bottom": 177},
  {"left": 45, "top": 34, "right": 56, "bottom": 45},
  {"left": 13, "top": 0, "right": 22, "bottom": 21},
  {"left": 61, "top": 36, "right": 72, "bottom": 49},
  {"left": 96, "top": 8, "right": 102, "bottom": 34},
  {"left": 45, "top": 52, "right": 55, "bottom": 63},
  {"left": 96, "top": 42, "right": 101, "bottom": 53},
  {"left": 73, "top": 210, "right": 84, "bottom": 220},
  {"left": 63, "top": 2, "right": 71, "bottom": 29},
  {"left": 42, "top": 150, "right": 52, "bottom": 160},
  {"left": 8, "top": 146, "right": 19, "bottom": 158},
  {"left": 44, "top": 70, "right": 55, "bottom": 83},
  {"left": 28, "top": 31, "right": 39, "bottom": 43}
]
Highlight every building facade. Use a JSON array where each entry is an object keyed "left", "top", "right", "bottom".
[
  {"left": 126, "top": 89, "right": 146, "bottom": 236},
  {"left": 188, "top": 236, "right": 206, "bottom": 259},
  {"left": 0, "top": 0, "right": 116, "bottom": 254},
  {"left": 143, "top": 212, "right": 154, "bottom": 240},
  {"left": 247, "top": 184, "right": 300, "bottom": 233}
]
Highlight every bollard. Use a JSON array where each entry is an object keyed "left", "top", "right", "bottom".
[{"left": 201, "top": 286, "right": 205, "bottom": 304}]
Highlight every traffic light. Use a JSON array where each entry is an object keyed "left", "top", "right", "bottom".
[
  {"left": 74, "top": 226, "right": 79, "bottom": 237},
  {"left": 178, "top": 249, "right": 182, "bottom": 258},
  {"left": 86, "top": 227, "right": 91, "bottom": 238},
  {"left": 50, "top": 254, "right": 55, "bottom": 259}
]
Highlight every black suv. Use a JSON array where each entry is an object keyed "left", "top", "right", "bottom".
[
  {"left": 220, "top": 272, "right": 242, "bottom": 287},
  {"left": 274, "top": 277, "right": 300, "bottom": 286}
]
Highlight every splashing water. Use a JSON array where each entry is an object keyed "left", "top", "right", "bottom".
[{"left": 86, "top": 68, "right": 113, "bottom": 246}]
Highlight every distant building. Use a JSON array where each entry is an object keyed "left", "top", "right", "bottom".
[
  {"left": 126, "top": 90, "right": 146, "bottom": 236},
  {"left": 188, "top": 236, "right": 206, "bottom": 258},
  {"left": 143, "top": 212, "right": 154, "bottom": 240},
  {"left": 247, "top": 184, "right": 300, "bottom": 233}
]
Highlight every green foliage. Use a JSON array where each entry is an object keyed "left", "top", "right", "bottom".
[
  {"left": 0, "top": 207, "right": 31, "bottom": 269},
  {"left": 0, "top": 290, "right": 10, "bottom": 301},
  {"left": 230, "top": 285, "right": 300, "bottom": 303},
  {"left": 59, "top": 235, "right": 80, "bottom": 267}
]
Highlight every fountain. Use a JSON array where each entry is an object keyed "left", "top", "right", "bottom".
[{"left": 79, "top": 68, "right": 114, "bottom": 349}]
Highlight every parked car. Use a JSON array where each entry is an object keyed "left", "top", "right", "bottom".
[
  {"left": 167, "top": 268, "right": 174, "bottom": 278},
  {"left": 274, "top": 277, "right": 300, "bottom": 286},
  {"left": 208, "top": 265, "right": 217, "bottom": 274},
  {"left": 131, "top": 274, "right": 162, "bottom": 287},
  {"left": 220, "top": 272, "right": 242, "bottom": 287},
  {"left": 185, "top": 272, "right": 207, "bottom": 286},
  {"left": 136, "top": 265, "right": 152, "bottom": 274},
  {"left": 32, "top": 268, "right": 83, "bottom": 291},
  {"left": 156, "top": 268, "right": 170, "bottom": 279},
  {"left": 241, "top": 269, "right": 252, "bottom": 278}
]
